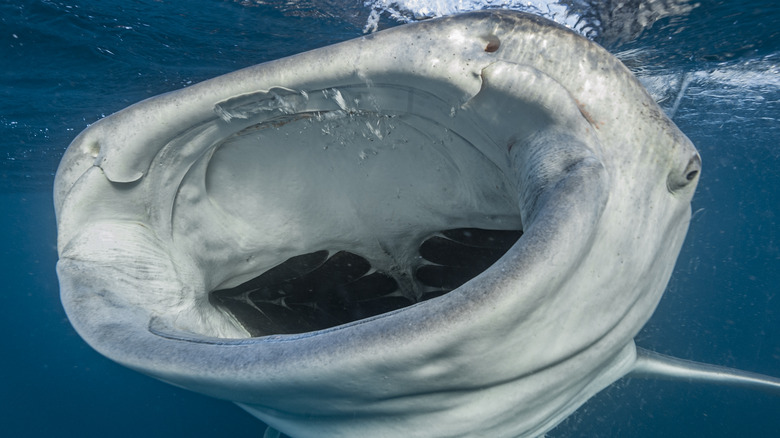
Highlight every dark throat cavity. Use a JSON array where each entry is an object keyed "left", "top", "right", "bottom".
[{"left": 209, "top": 228, "right": 522, "bottom": 336}]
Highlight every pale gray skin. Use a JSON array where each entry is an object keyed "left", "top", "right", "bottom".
[{"left": 54, "top": 10, "right": 775, "bottom": 438}]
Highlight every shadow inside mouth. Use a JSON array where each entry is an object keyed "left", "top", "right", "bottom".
[{"left": 209, "top": 227, "right": 522, "bottom": 336}]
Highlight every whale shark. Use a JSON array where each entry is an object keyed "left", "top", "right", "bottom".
[{"left": 54, "top": 10, "right": 780, "bottom": 438}]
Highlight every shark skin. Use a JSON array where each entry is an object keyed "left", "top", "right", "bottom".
[{"left": 55, "top": 10, "right": 776, "bottom": 438}]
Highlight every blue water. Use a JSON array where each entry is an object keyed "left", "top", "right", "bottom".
[{"left": 2, "top": 0, "right": 779, "bottom": 436}]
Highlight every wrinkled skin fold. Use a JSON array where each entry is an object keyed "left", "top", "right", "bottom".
[{"left": 55, "top": 10, "right": 701, "bottom": 438}]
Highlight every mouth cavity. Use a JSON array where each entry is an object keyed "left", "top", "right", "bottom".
[{"left": 164, "top": 82, "right": 547, "bottom": 338}]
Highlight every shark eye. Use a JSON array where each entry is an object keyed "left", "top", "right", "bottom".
[{"left": 668, "top": 153, "right": 701, "bottom": 192}]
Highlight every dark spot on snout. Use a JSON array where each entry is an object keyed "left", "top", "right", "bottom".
[{"left": 484, "top": 35, "right": 500, "bottom": 52}]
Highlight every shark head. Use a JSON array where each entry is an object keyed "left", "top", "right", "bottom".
[{"left": 54, "top": 10, "right": 712, "bottom": 438}]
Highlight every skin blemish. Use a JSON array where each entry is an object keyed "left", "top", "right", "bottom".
[
  {"left": 85, "top": 140, "right": 101, "bottom": 158},
  {"left": 574, "top": 98, "right": 601, "bottom": 128},
  {"left": 484, "top": 35, "right": 500, "bottom": 53}
]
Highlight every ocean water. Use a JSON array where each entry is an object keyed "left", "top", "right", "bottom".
[{"left": 1, "top": 0, "right": 778, "bottom": 436}]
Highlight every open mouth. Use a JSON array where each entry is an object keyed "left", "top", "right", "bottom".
[{"left": 186, "top": 86, "right": 527, "bottom": 337}]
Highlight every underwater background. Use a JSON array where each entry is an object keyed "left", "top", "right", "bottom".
[{"left": 1, "top": 0, "right": 778, "bottom": 436}]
